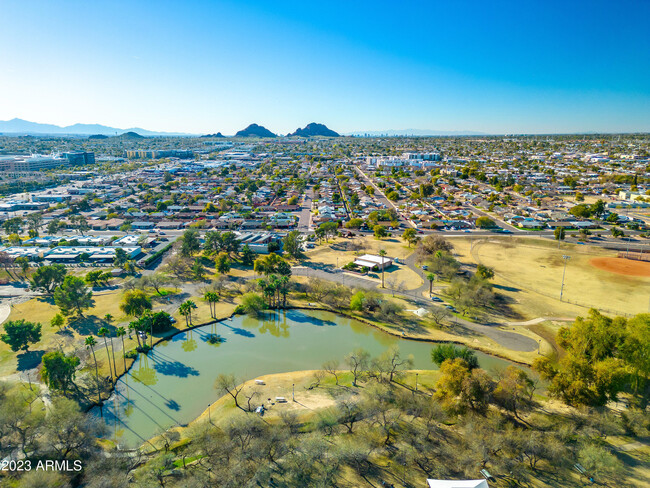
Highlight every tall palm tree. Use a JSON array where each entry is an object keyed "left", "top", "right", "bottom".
[
  {"left": 116, "top": 326, "right": 127, "bottom": 374},
  {"left": 378, "top": 249, "right": 387, "bottom": 288},
  {"left": 104, "top": 314, "right": 118, "bottom": 379},
  {"left": 129, "top": 321, "right": 142, "bottom": 349},
  {"left": 426, "top": 273, "right": 435, "bottom": 295},
  {"left": 179, "top": 300, "right": 197, "bottom": 327},
  {"left": 85, "top": 336, "right": 101, "bottom": 405},
  {"left": 98, "top": 327, "right": 114, "bottom": 383},
  {"left": 204, "top": 292, "right": 219, "bottom": 319},
  {"left": 278, "top": 275, "right": 290, "bottom": 308}
]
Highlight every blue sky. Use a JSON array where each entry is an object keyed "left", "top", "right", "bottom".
[{"left": 1, "top": 0, "right": 649, "bottom": 134}]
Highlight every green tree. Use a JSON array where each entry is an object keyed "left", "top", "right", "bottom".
[
  {"left": 475, "top": 216, "right": 496, "bottom": 229},
  {"left": 180, "top": 228, "right": 201, "bottom": 257},
  {"left": 402, "top": 228, "right": 418, "bottom": 247},
  {"left": 318, "top": 222, "right": 338, "bottom": 242},
  {"left": 240, "top": 292, "right": 266, "bottom": 317},
  {"left": 533, "top": 309, "right": 631, "bottom": 406},
  {"left": 113, "top": 248, "right": 129, "bottom": 268},
  {"left": 15, "top": 256, "right": 29, "bottom": 278},
  {"left": 40, "top": 351, "right": 80, "bottom": 394},
  {"left": 85, "top": 270, "right": 110, "bottom": 287},
  {"left": 215, "top": 252, "right": 232, "bottom": 274},
  {"left": 46, "top": 219, "right": 61, "bottom": 235},
  {"left": 373, "top": 225, "right": 388, "bottom": 239},
  {"left": 493, "top": 366, "right": 535, "bottom": 419},
  {"left": 191, "top": 257, "right": 207, "bottom": 280},
  {"left": 345, "top": 218, "right": 364, "bottom": 229},
  {"left": 1, "top": 319, "right": 42, "bottom": 352},
  {"left": 3, "top": 216, "right": 22, "bottom": 235},
  {"left": 554, "top": 226, "right": 565, "bottom": 248},
  {"left": 30, "top": 264, "right": 67, "bottom": 294},
  {"left": 431, "top": 343, "right": 479, "bottom": 369},
  {"left": 592, "top": 199, "right": 606, "bottom": 218},
  {"left": 53, "top": 276, "right": 94, "bottom": 318},
  {"left": 50, "top": 313, "right": 65, "bottom": 330},
  {"left": 120, "top": 289, "right": 152, "bottom": 317},
  {"left": 476, "top": 264, "right": 494, "bottom": 280},
  {"left": 282, "top": 230, "right": 304, "bottom": 259},
  {"left": 240, "top": 244, "right": 256, "bottom": 266}
]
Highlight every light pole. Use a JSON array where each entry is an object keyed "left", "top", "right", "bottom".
[
  {"left": 208, "top": 403, "right": 211, "bottom": 424},
  {"left": 415, "top": 373, "right": 418, "bottom": 392},
  {"left": 538, "top": 339, "right": 541, "bottom": 355},
  {"left": 560, "top": 255, "right": 571, "bottom": 301},
  {"left": 292, "top": 383, "right": 295, "bottom": 402}
]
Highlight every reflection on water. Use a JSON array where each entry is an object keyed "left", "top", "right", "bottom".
[{"left": 93, "top": 309, "right": 520, "bottom": 448}]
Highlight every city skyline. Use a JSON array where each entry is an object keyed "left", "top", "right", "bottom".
[{"left": 1, "top": 0, "right": 649, "bottom": 135}]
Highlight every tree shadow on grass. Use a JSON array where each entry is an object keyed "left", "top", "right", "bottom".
[
  {"left": 35, "top": 296, "right": 55, "bottom": 305},
  {"left": 17, "top": 350, "right": 45, "bottom": 371},
  {"left": 68, "top": 316, "right": 115, "bottom": 336}
]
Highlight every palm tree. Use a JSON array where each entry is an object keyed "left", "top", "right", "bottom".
[
  {"left": 426, "top": 273, "right": 435, "bottom": 295},
  {"left": 204, "top": 292, "right": 219, "bottom": 319},
  {"left": 129, "top": 321, "right": 142, "bottom": 349},
  {"left": 378, "top": 249, "right": 387, "bottom": 288},
  {"left": 116, "top": 326, "right": 127, "bottom": 374},
  {"left": 85, "top": 336, "right": 101, "bottom": 405},
  {"left": 104, "top": 314, "right": 118, "bottom": 379},
  {"left": 179, "top": 300, "right": 197, "bottom": 327},
  {"left": 98, "top": 327, "right": 114, "bottom": 383},
  {"left": 277, "top": 275, "right": 290, "bottom": 308}
]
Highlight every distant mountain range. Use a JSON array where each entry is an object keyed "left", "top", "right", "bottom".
[
  {"left": 0, "top": 118, "right": 487, "bottom": 138},
  {"left": 0, "top": 118, "right": 194, "bottom": 137},
  {"left": 289, "top": 123, "right": 339, "bottom": 137}
]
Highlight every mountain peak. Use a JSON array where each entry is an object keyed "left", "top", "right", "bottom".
[
  {"left": 234, "top": 123, "right": 277, "bottom": 138},
  {"left": 289, "top": 122, "right": 339, "bottom": 137}
]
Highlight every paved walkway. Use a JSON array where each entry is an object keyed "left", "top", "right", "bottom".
[{"left": 0, "top": 304, "right": 10, "bottom": 326}]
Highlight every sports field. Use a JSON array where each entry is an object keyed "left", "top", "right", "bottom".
[{"left": 453, "top": 237, "right": 650, "bottom": 318}]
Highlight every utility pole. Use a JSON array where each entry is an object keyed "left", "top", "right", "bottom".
[{"left": 559, "top": 255, "right": 571, "bottom": 301}]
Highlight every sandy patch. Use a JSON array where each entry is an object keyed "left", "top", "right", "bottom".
[{"left": 590, "top": 257, "right": 650, "bottom": 277}]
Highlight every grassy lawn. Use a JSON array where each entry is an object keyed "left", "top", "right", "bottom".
[
  {"left": 1, "top": 287, "right": 239, "bottom": 383},
  {"left": 303, "top": 235, "right": 424, "bottom": 290},
  {"left": 450, "top": 236, "right": 649, "bottom": 318}
]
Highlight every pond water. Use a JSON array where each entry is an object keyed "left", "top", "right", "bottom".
[{"left": 96, "top": 309, "right": 519, "bottom": 447}]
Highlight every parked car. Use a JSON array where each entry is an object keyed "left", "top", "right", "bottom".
[
  {"left": 421, "top": 265, "right": 428, "bottom": 270},
  {"left": 431, "top": 296, "right": 442, "bottom": 302}
]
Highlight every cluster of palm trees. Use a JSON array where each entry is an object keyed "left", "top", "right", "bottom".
[
  {"left": 84, "top": 314, "right": 127, "bottom": 405},
  {"left": 179, "top": 300, "right": 197, "bottom": 327},
  {"left": 258, "top": 275, "right": 290, "bottom": 308},
  {"left": 203, "top": 292, "right": 220, "bottom": 319}
]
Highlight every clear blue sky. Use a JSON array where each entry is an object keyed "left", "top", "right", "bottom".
[{"left": 1, "top": 0, "right": 649, "bottom": 134}]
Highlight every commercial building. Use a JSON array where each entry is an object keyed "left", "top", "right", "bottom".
[
  {"left": 62, "top": 152, "right": 96, "bottom": 165},
  {"left": 124, "top": 150, "right": 193, "bottom": 159},
  {"left": 353, "top": 254, "right": 393, "bottom": 270}
]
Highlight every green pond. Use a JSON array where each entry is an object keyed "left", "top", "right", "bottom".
[{"left": 97, "top": 309, "right": 519, "bottom": 447}]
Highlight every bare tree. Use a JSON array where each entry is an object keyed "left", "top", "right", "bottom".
[
  {"left": 215, "top": 374, "right": 245, "bottom": 411},
  {"left": 322, "top": 360, "right": 340, "bottom": 385},
  {"left": 345, "top": 348, "right": 370, "bottom": 387},
  {"left": 429, "top": 306, "right": 451, "bottom": 326}
]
